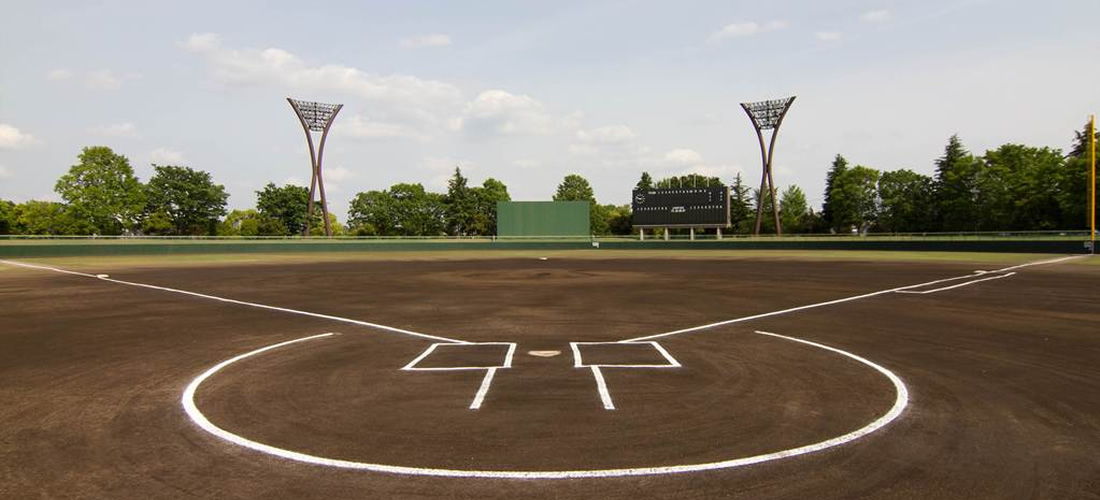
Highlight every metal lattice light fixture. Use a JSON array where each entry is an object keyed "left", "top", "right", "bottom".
[
  {"left": 740, "top": 96, "right": 796, "bottom": 235},
  {"left": 287, "top": 98, "right": 343, "bottom": 237}
]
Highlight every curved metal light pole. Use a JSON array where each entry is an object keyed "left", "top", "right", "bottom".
[
  {"left": 288, "top": 98, "right": 343, "bottom": 237},
  {"left": 740, "top": 96, "right": 796, "bottom": 235}
]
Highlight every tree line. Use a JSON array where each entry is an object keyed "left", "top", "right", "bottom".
[{"left": 1, "top": 123, "right": 1095, "bottom": 237}]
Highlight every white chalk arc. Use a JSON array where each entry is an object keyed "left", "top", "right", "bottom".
[{"left": 182, "top": 330, "right": 910, "bottom": 479}]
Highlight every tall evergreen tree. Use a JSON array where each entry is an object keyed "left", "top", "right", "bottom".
[
  {"left": 821, "top": 154, "right": 849, "bottom": 233},
  {"left": 729, "top": 173, "right": 754, "bottom": 234},
  {"left": 934, "top": 135, "right": 981, "bottom": 231},
  {"left": 444, "top": 166, "right": 478, "bottom": 236}
]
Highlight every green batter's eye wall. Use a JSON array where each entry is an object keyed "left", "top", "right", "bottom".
[{"left": 496, "top": 201, "right": 591, "bottom": 237}]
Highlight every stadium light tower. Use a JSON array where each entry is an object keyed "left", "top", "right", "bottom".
[
  {"left": 287, "top": 98, "right": 343, "bottom": 237},
  {"left": 740, "top": 96, "right": 796, "bottom": 235}
]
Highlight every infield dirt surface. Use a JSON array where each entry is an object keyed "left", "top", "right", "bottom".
[{"left": 2, "top": 253, "right": 1098, "bottom": 499}]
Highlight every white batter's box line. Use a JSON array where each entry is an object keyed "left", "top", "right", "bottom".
[
  {"left": 401, "top": 342, "right": 517, "bottom": 371},
  {"left": 569, "top": 341, "right": 682, "bottom": 368},
  {"left": 570, "top": 341, "right": 681, "bottom": 411},
  {"left": 894, "top": 271, "right": 1016, "bottom": 294},
  {"left": 400, "top": 342, "right": 517, "bottom": 411}
]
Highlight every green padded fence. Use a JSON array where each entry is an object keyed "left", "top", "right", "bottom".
[
  {"left": 496, "top": 201, "right": 590, "bottom": 237},
  {"left": 0, "top": 238, "right": 1088, "bottom": 258}
]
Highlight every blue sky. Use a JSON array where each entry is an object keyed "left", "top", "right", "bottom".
[{"left": 2, "top": 0, "right": 1098, "bottom": 218}]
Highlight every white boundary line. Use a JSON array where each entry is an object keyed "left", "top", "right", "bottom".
[
  {"left": 570, "top": 341, "right": 682, "bottom": 410},
  {"left": 470, "top": 368, "right": 498, "bottom": 410},
  {"left": 182, "top": 329, "right": 909, "bottom": 478},
  {"left": 590, "top": 366, "right": 615, "bottom": 410},
  {"left": 571, "top": 341, "right": 682, "bottom": 368},
  {"left": 895, "top": 272, "right": 1016, "bottom": 294},
  {"left": 401, "top": 342, "right": 517, "bottom": 410},
  {"left": 0, "top": 259, "right": 465, "bottom": 345},
  {"left": 401, "top": 342, "right": 517, "bottom": 371},
  {"left": 621, "top": 255, "right": 1086, "bottom": 343}
]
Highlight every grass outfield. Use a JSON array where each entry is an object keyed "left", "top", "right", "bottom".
[{"left": 1, "top": 249, "right": 1094, "bottom": 274}]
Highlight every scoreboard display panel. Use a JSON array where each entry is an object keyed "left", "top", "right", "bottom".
[{"left": 631, "top": 187, "right": 730, "bottom": 227}]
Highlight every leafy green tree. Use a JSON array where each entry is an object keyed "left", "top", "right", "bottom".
[
  {"left": 347, "top": 190, "right": 393, "bottom": 235},
  {"left": 444, "top": 167, "right": 478, "bottom": 236},
  {"left": 55, "top": 146, "right": 145, "bottom": 234},
  {"left": 553, "top": 174, "right": 595, "bottom": 201},
  {"left": 821, "top": 154, "right": 849, "bottom": 233},
  {"left": 635, "top": 172, "right": 654, "bottom": 191},
  {"left": 729, "top": 173, "right": 754, "bottom": 234},
  {"left": 473, "top": 178, "right": 510, "bottom": 235},
  {"left": 1059, "top": 123, "right": 1099, "bottom": 229},
  {"left": 778, "top": 185, "right": 810, "bottom": 233},
  {"left": 217, "top": 209, "right": 264, "bottom": 237},
  {"left": 656, "top": 174, "right": 722, "bottom": 189},
  {"left": 831, "top": 165, "right": 881, "bottom": 234},
  {"left": 877, "top": 169, "right": 934, "bottom": 233},
  {"left": 143, "top": 165, "right": 229, "bottom": 235},
  {"left": 0, "top": 199, "right": 15, "bottom": 234},
  {"left": 255, "top": 183, "right": 318, "bottom": 236},
  {"left": 554, "top": 174, "right": 600, "bottom": 233},
  {"left": 979, "top": 144, "right": 1065, "bottom": 230},
  {"left": 348, "top": 183, "right": 446, "bottom": 236},
  {"left": 309, "top": 213, "right": 346, "bottom": 236},
  {"left": 13, "top": 200, "right": 87, "bottom": 235},
  {"left": 605, "top": 204, "right": 633, "bottom": 235},
  {"left": 1068, "top": 120, "right": 1100, "bottom": 159}
]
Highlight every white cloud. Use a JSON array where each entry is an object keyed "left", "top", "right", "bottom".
[
  {"left": 663, "top": 148, "right": 704, "bottom": 166},
  {"left": 150, "top": 148, "right": 186, "bottom": 164},
  {"left": 47, "top": 68, "right": 73, "bottom": 81},
  {"left": 576, "top": 125, "right": 636, "bottom": 145},
  {"left": 339, "top": 115, "right": 427, "bottom": 140},
  {"left": 457, "top": 90, "right": 555, "bottom": 136},
  {"left": 90, "top": 122, "right": 138, "bottom": 138},
  {"left": 325, "top": 166, "right": 354, "bottom": 182},
  {"left": 816, "top": 31, "right": 843, "bottom": 42},
  {"left": 184, "top": 33, "right": 464, "bottom": 138},
  {"left": 861, "top": 10, "right": 890, "bottom": 23},
  {"left": 182, "top": 32, "right": 222, "bottom": 53},
  {"left": 0, "top": 123, "right": 37, "bottom": 149},
  {"left": 283, "top": 176, "right": 309, "bottom": 187},
  {"left": 400, "top": 34, "right": 452, "bottom": 49},
  {"left": 0, "top": 165, "right": 10, "bottom": 179},
  {"left": 86, "top": 70, "right": 140, "bottom": 90},
  {"left": 708, "top": 20, "right": 788, "bottom": 43}
]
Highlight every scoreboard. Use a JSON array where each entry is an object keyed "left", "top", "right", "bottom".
[{"left": 631, "top": 187, "right": 730, "bottom": 228}]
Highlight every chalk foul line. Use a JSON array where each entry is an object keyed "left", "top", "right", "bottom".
[
  {"left": 621, "top": 255, "right": 1085, "bottom": 343},
  {"left": 0, "top": 259, "right": 465, "bottom": 344}
]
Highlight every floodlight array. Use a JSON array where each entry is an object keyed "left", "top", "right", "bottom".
[
  {"left": 741, "top": 97, "right": 795, "bottom": 130},
  {"left": 289, "top": 99, "right": 341, "bottom": 132}
]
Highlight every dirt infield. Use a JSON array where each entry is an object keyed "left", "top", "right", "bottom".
[{"left": 1, "top": 254, "right": 1098, "bottom": 499}]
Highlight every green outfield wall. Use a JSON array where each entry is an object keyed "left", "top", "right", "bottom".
[{"left": 496, "top": 201, "right": 590, "bottom": 237}]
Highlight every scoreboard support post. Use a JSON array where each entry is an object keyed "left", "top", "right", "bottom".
[
  {"left": 664, "top": 228, "right": 670, "bottom": 241},
  {"left": 717, "top": 227, "right": 723, "bottom": 240},
  {"left": 690, "top": 228, "right": 695, "bottom": 241}
]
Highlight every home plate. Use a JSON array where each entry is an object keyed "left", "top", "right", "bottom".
[{"left": 528, "top": 350, "right": 561, "bottom": 357}]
